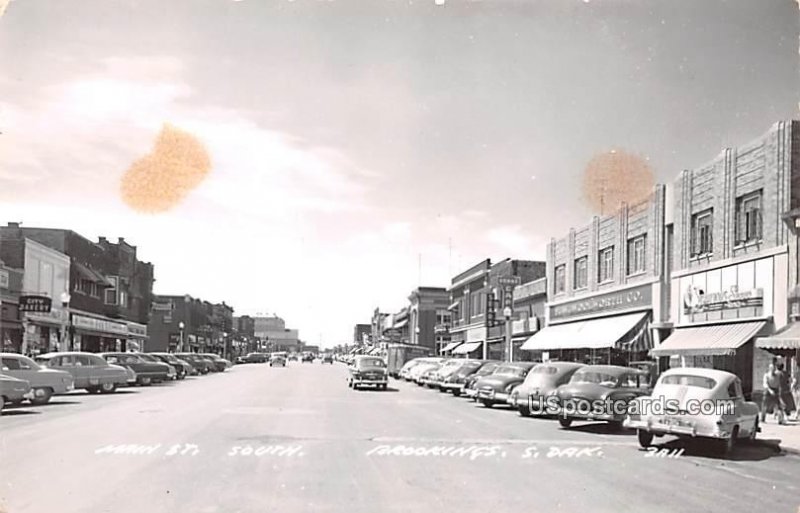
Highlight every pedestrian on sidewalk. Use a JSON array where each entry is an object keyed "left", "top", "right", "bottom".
[
  {"left": 761, "top": 363, "right": 786, "bottom": 425},
  {"left": 791, "top": 358, "right": 800, "bottom": 422},
  {"left": 776, "top": 362, "right": 795, "bottom": 420}
]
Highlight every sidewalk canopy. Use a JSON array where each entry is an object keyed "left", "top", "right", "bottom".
[
  {"left": 447, "top": 301, "right": 460, "bottom": 311},
  {"left": 453, "top": 341, "right": 482, "bottom": 355},
  {"left": 756, "top": 322, "right": 800, "bottom": 350},
  {"left": 393, "top": 319, "right": 408, "bottom": 329},
  {"left": 521, "top": 312, "right": 649, "bottom": 352},
  {"left": 650, "top": 321, "right": 765, "bottom": 357},
  {"left": 441, "top": 341, "right": 462, "bottom": 352}
]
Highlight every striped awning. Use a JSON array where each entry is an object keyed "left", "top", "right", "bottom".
[
  {"left": 453, "top": 341, "right": 482, "bottom": 355},
  {"left": 441, "top": 341, "right": 462, "bottom": 352},
  {"left": 651, "top": 321, "right": 765, "bottom": 357},
  {"left": 521, "top": 312, "right": 649, "bottom": 352},
  {"left": 756, "top": 322, "right": 800, "bottom": 350},
  {"left": 447, "top": 301, "right": 460, "bottom": 311}
]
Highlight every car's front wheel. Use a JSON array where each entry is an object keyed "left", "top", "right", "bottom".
[
  {"left": 518, "top": 405, "right": 531, "bottom": 417},
  {"left": 31, "top": 387, "right": 53, "bottom": 405},
  {"left": 0, "top": 395, "right": 5, "bottom": 411},
  {"left": 480, "top": 399, "right": 493, "bottom": 408},
  {"left": 137, "top": 376, "right": 152, "bottom": 386},
  {"left": 637, "top": 429, "right": 654, "bottom": 448},
  {"left": 100, "top": 383, "right": 117, "bottom": 394},
  {"left": 558, "top": 417, "right": 573, "bottom": 428}
]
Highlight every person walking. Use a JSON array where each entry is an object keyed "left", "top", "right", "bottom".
[
  {"left": 776, "top": 362, "right": 795, "bottom": 420},
  {"left": 761, "top": 363, "right": 786, "bottom": 425}
]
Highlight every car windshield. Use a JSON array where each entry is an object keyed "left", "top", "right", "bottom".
[
  {"left": 660, "top": 375, "right": 717, "bottom": 389},
  {"left": 571, "top": 371, "right": 618, "bottom": 387},
  {"left": 358, "top": 358, "right": 385, "bottom": 368}
]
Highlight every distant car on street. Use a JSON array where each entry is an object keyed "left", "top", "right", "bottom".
[
  {"left": 302, "top": 352, "right": 314, "bottom": 363},
  {"left": 507, "top": 362, "right": 585, "bottom": 416},
  {"left": 624, "top": 367, "right": 759, "bottom": 455},
  {"left": 199, "top": 353, "right": 229, "bottom": 372},
  {"left": 0, "top": 373, "right": 32, "bottom": 411},
  {"left": 35, "top": 352, "right": 129, "bottom": 394},
  {"left": 439, "top": 360, "right": 485, "bottom": 396},
  {"left": 101, "top": 353, "right": 173, "bottom": 385},
  {"left": 149, "top": 353, "right": 192, "bottom": 379},
  {"left": 241, "top": 352, "right": 268, "bottom": 364},
  {"left": 270, "top": 353, "right": 287, "bottom": 367},
  {"left": 136, "top": 353, "right": 181, "bottom": 380},
  {"left": 1, "top": 352, "right": 75, "bottom": 404},
  {"left": 321, "top": 354, "right": 334, "bottom": 364},
  {"left": 348, "top": 355, "right": 388, "bottom": 390},
  {"left": 554, "top": 365, "right": 651, "bottom": 430},
  {"left": 175, "top": 353, "right": 213, "bottom": 375}
]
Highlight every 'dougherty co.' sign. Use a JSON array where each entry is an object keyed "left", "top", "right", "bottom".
[
  {"left": 19, "top": 295, "right": 53, "bottom": 313},
  {"left": 549, "top": 284, "right": 652, "bottom": 321}
]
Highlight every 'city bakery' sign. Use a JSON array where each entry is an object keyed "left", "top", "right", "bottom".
[
  {"left": 549, "top": 284, "right": 652, "bottom": 321},
  {"left": 683, "top": 285, "right": 763, "bottom": 314}
]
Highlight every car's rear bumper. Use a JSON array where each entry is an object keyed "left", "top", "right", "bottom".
[{"left": 353, "top": 379, "right": 387, "bottom": 386}]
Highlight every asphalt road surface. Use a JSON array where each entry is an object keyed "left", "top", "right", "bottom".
[{"left": 1, "top": 361, "right": 798, "bottom": 513}]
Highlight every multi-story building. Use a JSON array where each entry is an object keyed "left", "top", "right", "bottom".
[
  {"left": 253, "top": 315, "right": 300, "bottom": 352},
  {"left": 370, "top": 309, "right": 388, "bottom": 346},
  {"left": 523, "top": 185, "right": 668, "bottom": 366},
  {"left": 653, "top": 120, "right": 800, "bottom": 398},
  {"left": 407, "top": 287, "right": 449, "bottom": 353},
  {"left": 0, "top": 260, "right": 23, "bottom": 352},
  {"left": 148, "top": 294, "right": 211, "bottom": 352},
  {"left": 0, "top": 224, "right": 154, "bottom": 353},
  {"left": 509, "top": 277, "right": 547, "bottom": 360},
  {"left": 448, "top": 259, "right": 545, "bottom": 360},
  {"left": 0, "top": 237, "right": 70, "bottom": 353},
  {"left": 353, "top": 323, "right": 371, "bottom": 345},
  {"left": 234, "top": 315, "right": 256, "bottom": 352}
]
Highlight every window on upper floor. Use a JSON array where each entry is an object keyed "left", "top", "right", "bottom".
[
  {"left": 691, "top": 209, "right": 713, "bottom": 257},
  {"left": 626, "top": 235, "right": 647, "bottom": 275},
  {"left": 554, "top": 265, "right": 566, "bottom": 294},
  {"left": 735, "top": 191, "right": 762, "bottom": 245},
  {"left": 105, "top": 276, "right": 119, "bottom": 305},
  {"left": 573, "top": 257, "right": 588, "bottom": 290},
  {"left": 598, "top": 246, "right": 614, "bottom": 283}
]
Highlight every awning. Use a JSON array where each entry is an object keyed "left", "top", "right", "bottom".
[
  {"left": 441, "top": 341, "right": 462, "bottom": 352},
  {"left": 447, "top": 301, "right": 460, "bottom": 311},
  {"left": 453, "top": 341, "right": 482, "bottom": 355},
  {"left": 650, "top": 321, "right": 765, "bottom": 357},
  {"left": 756, "top": 322, "right": 800, "bottom": 350},
  {"left": 73, "top": 262, "right": 113, "bottom": 286},
  {"left": 521, "top": 312, "right": 649, "bottom": 351},
  {"left": 393, "top": 319, "right": 408, "bottom": 329}
]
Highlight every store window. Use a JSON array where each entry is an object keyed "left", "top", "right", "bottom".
[
  {"left": 573, "top": 257, "right": 588, "bottom": 290},
  {"left": 626, "top": 235, "right": 646, "bottom": 275},
  {"left": 598, "top": 246, "right": 614, "bottom": 283},
  {"left": 691, "top": 209, "right": 713, "bottom": 256},
  {"left": 735, "top": 191, "right": 762, "bottom": 244},
  {"left": 554, "top": 265, "right": 566, "bottom": 294},
  {"left": 105, "top": 276, "right": 119, "bottom": 305}
]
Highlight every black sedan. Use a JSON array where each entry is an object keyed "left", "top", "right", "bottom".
[
  {"left": 475, "top": 362, "right": 538, "bottom": 408},
  {"left": 101, "top": 353, "right": 172, "bottom": 386}
]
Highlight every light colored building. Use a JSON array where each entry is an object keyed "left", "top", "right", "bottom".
[{"left": 253, "top": 315, "right": 300, "bottom": 352}]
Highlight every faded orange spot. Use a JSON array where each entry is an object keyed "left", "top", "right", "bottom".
[
  {"left": 120, "top": 123, "right": 211, "bottom": 213},
  {"left": 581, "top": 149, "right": 655, "bottom": 216}
]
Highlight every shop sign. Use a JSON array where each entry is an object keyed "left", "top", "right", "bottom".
[
  {"left": 549, "top": 284, "right": 652, "bottom": 321},
  {"left": 72, "top": 314, "right": 128, "bottom": 336},
  {"left": 19, "top": 295, "right": 52, "bottom": 313},
  {"left": 127, "top": 323, "right": 148, "bottom": 338},
  {"left": 466, "top": 327, "right": 484, "bottom": 343},
  {"left": 683, "top": 285, "right": 763, "bottom": 314},
  {"left": 152, "top": 300, "right": 174, "bottom": 312}
]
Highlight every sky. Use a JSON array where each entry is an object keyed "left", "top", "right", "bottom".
[{"left": 0, "top": 0, "right": 798, "bottom": 347}]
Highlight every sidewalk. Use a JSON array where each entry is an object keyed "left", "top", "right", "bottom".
[{"left": 757, "top": 417, "right": 800, "bottom": 454}]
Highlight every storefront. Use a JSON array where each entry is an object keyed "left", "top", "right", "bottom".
[
  {"left": 22, "top": 310, "right": 68, "bottom": 354},
  {"left": 71, "top": 313, "right": 129, "bottom": 353},
  {"left": 452, "top": 326, "right": 486, "bottom": 357},
  {"left": 521, "top": 282, "right": 656, "bottom": 365},
  {"left": 651, "top": 254, "right": 786, "bottom": 397},
  {"left": 126, "top": 322, "right": 148, "bottom": 352}
]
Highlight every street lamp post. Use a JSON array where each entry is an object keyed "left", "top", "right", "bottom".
[
  {"left": 59, "top": 292, "right": 71, "bottom": 352},
  {"left": 178, "top": 321, "right": 185, "bottom": 353},
  {"left": 503, "top": 306, "right": 513, "bottom": 363}
]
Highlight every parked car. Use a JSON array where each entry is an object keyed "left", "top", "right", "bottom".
[
  {"left": 463, "top": 361, "right": 503, "bottom": 399},
  {"left": 624, "top": 367, "right": 759, "bottom": 455},
  {"left": 440, "top": 360, "right": 485, "bottom": 396},
  {"left": 175, "top": 353, "right": 212, "bottom": 374},
  {"left": 475, "top": 362, "right": 538, "bottom": 408},
  {"left": 136, "top": 353, "right": 180, "bottom": 380},
  {"left": 302, "top": 352, "right": 315, "bottom": 363},
  {"left": 0, "top": 374, "right": 32, "bottom": 411},
  {"left": 101, "top": 353, "right": 173, "bottom": 385},
  {"left": 237, "top": 352, "right": 266, "bottom": 364},
  {"left": 149, "top": 353, "right": 192, "bottom": 379},
  {"left": 35, "top": 352, "right": 129, "bottom": 394},
  {"left": 554, "top": 365, "right": 651, "bottom": 429},
  {"left": 348, "top": 355, "right": 388, "bottom": 390},
  {"left": 507, "top": 362, "right": 585, "bottom": 416},
  {"left": 200, "top": 354, "right": 229, "bottom": 372},
  {"left": 418, "top": 363, "right": 444, "bottom": 387},
  {"left": 398, "top": 358, "right": 426, "bottom": 380},
  {"left": 0, "top": 352, "right": 75, "bottom": 404},
  {"left": 408, "top": 358, "right": 445, "bottom": 384},
  {"left": 321, "top": 354, "right": 334, "bottom": 364},
  {"left": 270, "top": 353, "right": 287, "bottom": 367}
]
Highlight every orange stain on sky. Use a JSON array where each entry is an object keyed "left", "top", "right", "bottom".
[
  {"left": 581, "top": 149, "right": 655, "bottom": 216},
  {"left": 120, "top": 123, "right": 211, "bottom": 213}
]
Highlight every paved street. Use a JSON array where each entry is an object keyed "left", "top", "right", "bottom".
[{"left": 1, "top": 362, "right": 798, "bottom": 513}]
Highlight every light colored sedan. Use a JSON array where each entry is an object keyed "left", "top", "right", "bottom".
[
  {"left": 1, "top": 373, "right": 33, "bottom": 411},
  {"left": 35, "top": 352, "right": 129, "bottom": 394},
  {"left": 0, "top": 352, "right": 74, "bottom": 404},
  {"left": 507, "top": 361, "right": 585, "bottom": 416},
  {"left": 624, "top": 367, "right": 760, "bottom": 455}
]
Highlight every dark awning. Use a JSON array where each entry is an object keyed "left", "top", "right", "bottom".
[
  {"left": 756, "top": 322, "right": 800, "bottom": 350},
  {"left": 650, "top": 321, "right": 765, "bottom": 357}
]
